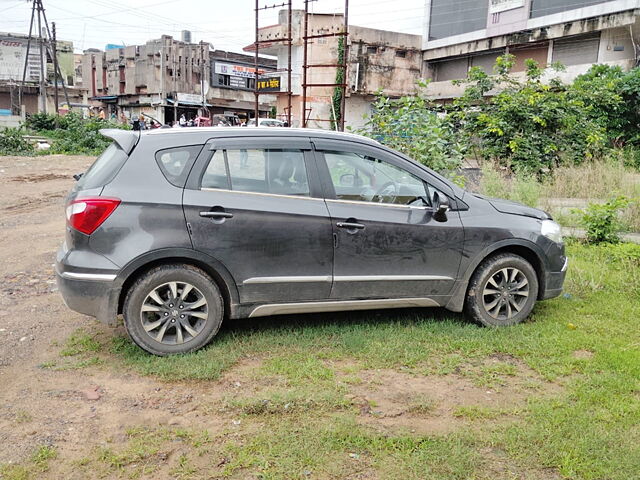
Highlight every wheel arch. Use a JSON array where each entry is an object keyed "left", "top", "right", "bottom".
[
  {"left": 115, "top": 248, "right": 240, "bottom": 318},
  {"left": 446, "top": 240, "right": 548, "bottom": 312}
]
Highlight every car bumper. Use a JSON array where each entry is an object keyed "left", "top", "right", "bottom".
[
  {"left": 55, "top": 268, "right": 121, "bottom": 325},
  {"left": 541, "top": 256, "right": 568, "bottom": 300}
]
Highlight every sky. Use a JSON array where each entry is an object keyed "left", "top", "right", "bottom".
[{"left": 0, "top": 0, "right": 426, "bottom": 54}]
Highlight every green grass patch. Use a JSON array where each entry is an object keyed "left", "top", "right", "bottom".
[{"left": 91, "top": 242, "right": 640, "bottom": 478}]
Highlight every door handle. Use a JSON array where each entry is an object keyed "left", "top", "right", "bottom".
[
  {"left": 337, "top": 221, "right": 364, "bottom": 230},
  {"left": 199, "top": 211, "right": 233, "bottom": 219}
]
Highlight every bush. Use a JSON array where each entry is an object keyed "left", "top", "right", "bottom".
[
  {"left": 575, "top": 196, "right": 632, "bottom": 244},
  {"left": 352, "top": 84, "right": 464, "bottom": 174},
  {"left": 23, "top": 112, "right": 130, "bottom": 155},
  {"left": 0, "top": 127, "right": 34, "bottom": 155}
]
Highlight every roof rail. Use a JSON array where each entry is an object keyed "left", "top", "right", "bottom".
[{"left": 99, "top": 129, "right": 139, "bottom": 154}]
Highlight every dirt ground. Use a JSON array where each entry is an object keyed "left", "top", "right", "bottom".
[{"left": 0, "top": 155, "right": 561, "bottom": 479}]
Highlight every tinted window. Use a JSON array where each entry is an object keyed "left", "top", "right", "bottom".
[
  {"left": 530, "top": 0, "right": 616, "bottom": 18},
  {"left": 429, "top": 0, "right": 489, "bottom": 41},
  {"left": 76, "top": 143, "right": 128, "bottom": 190},
  {"left": 156, "top": 145, "right": 203, "bottom": 187},
  {"left": 323, "top": 151, "right": 428, "bottom": 206},
  {"left": 201, "top": 149, "right": 310, "bottom": 197}
]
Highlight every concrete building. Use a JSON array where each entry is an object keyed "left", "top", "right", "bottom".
[
  {"left": 422, "top": 0, "right": 640, "bottom": 99},
  {"left": 0, "top": 32, "right": 85, "bottom": 126},
  {"left": 84, "top": 35, "right": 277, "bottom": 125},
  {"left": 246, "top": 10, "right": 422, "bottom": 129}
]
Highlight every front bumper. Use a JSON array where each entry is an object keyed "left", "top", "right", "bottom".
[
  {"left": 541, "top": 255, "right": 568, "bottom": 300},
  {"left": 55, "top": 268, "right": 121, "bottom": 325}
]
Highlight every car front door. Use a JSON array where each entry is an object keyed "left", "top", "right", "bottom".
[
  {"left": 183, "top": 137, "right": 333, "bottom": 304},
  {"left": 313, "top": 139, "right": 464, "bottom": 303}
]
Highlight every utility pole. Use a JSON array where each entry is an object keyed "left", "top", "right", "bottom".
[
  {"left": 254, "top": 0, "right": 259, "bottom": 123},
  {"left": 287, "top": 1, "right": 292, "bottom": 127},
  {"left": 19, "top": 0, "right": 71, "bottom": 115},
  {"left": 200, "top": 42, "right": 206, "bottom": 114},
  {"left": 52, "top": 21, "right": 59, "bottom": 114}
]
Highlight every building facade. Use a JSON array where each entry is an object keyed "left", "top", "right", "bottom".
[
  {"left": 422, "top": 0, "right": 640, "bottom": 99},
  {"left": 83, "top": 35, "right": 277, "bottom": 125},
  {"left": 0, "top": 32, "right": 85, "bottom": 125},
  {"left": 247, "top": 10, "right": 422, "bottom": 129}
]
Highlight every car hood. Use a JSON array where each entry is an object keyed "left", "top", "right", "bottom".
[{"left": 474, "top": 194, "right": 550, "bottom": 220}]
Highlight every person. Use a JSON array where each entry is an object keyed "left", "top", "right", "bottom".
[
  {"left": 98, "top": 108, "right": 106, "bottom": 120},
  {"left": 179, "top": 114, "right": 187, "bottom": 127},
  {"left": 132, "top": 116, "right": 140, "bottom": 131}
]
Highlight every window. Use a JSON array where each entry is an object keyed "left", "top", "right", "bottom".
[
  {"left": 217, "top": 74, "right": 230, "bottom": 86},
  {"left": 366, "top": 46, "right": 378, "bottom": 55},
  {"left": 156, "top": 145, "right": 203, "bottom": 187},
  {"left": 77, "top": 143, "right": 128, "bottom": 190},
  {"left": 396, "top": 50, "right": 407, "bottom": 58},
  {"left": 323, "top": 151, "right": 428, "bottom": 206},
  {"left": 201, "top": 149, "right": 309, "bottom": 197}
]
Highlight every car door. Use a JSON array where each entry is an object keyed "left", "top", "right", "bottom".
[
  {"left": 183, "top": 137, "right": 333, "bottom": 304},
  {"left": 313, "top": 138, "right": 464, "bottom": 302}
]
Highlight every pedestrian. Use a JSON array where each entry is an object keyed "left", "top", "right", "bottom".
[
  {"left": 179, "top": 114, "right": 187, "bottom": 127},
  {"left": 98, "top": 108, "right": 106, "bottom": 120}
]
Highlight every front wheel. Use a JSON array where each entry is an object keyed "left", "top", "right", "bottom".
[
  {"left": 123, "top": 264, "right": 223, "bottom": 355},
  {"left": 465, "top": 253, "right": 539, "bottom": 327}
]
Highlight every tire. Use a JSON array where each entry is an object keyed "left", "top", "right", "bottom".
[
  {"left": 464, "top": 253, "right": 539, "bottom": 327},
  {"left": 123, "top": 264, "right": 223, "bottom": 355}
]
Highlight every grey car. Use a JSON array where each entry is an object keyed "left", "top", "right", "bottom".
[{"left": 56, "top": 127, "right": 567, "bottom": 355}]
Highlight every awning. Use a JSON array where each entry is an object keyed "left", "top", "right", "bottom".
[
  {"left": 166, "top": 99, "right": 212, "bottom": 107},
  {"left": 90, "top": 95, "right": 118, "bottom": 102}
]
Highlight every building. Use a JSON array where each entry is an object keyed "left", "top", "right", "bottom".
[
  {"left": 246, "top": 10, "right": 422, "bottom": 129},
  {"left": 422, "top": 0, "right": 640, "bottom": 99},
  {"left": 209, "top": 49, "right": 277, "bottom": 122},
  {"left": 83, "top": 35, "right": 277, "bottom": 125},
  {"left": 0, "top": 32, "right": 85, "bottom": 125}
]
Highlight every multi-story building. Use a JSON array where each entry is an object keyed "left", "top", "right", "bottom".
[
  {"left": 422, "top": 0, "right": 640, "bottom": 99},
  {"left": 83, "top": 34, "right": 277, "bottom": 125},
  {"left": 0, "top": 32, "right": 85, "bottom": 125},
  {"left": 247, "top": 10, "right": 422, "bottom": 129}
]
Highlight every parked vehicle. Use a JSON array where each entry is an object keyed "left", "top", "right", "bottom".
[
  {"left": 246, "top": 118, "right": 285, "bottom": 127},
  {"left": 56, "top": 128, "right": 567, "bottom": 355}
]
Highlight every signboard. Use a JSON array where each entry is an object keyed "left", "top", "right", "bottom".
[
  {"left": 229, "top": 76, "right": 246, "bottom": 88},
  {"left": 257, "top": 76, "right": 281, "bottom": 92},
  {"left": 215, "top": 61, "right": 265, "bottom": 78},
  {"left": 0, "top": 36, "right": 41, "bottom": 82},
  {"left": 489, "top": 0, "right": 525, "bottom": 14},
  {"left": 177, "top": 92, "right": 203, "bottom": 104}
]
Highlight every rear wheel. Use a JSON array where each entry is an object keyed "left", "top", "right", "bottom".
[
  {"left": 123, "top": 264, "right": 223, "bottom": 355},
  {"left": 465, "top": 253, "right": 538, "bottom": 327}
]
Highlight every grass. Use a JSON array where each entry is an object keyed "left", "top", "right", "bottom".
[{"left": 26, "top": 241, "right": 640, "bottom": 479}]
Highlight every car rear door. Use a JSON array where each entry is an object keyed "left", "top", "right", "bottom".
[
  {"left": 313, "top": 138, "right": 464, "bottom": 302},
  {"left": 183, "top": 136, "right": 333, "bottom": 305}
]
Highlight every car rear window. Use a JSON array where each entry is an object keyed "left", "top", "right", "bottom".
[
  {"left": 156, "top": 145, "right": 203, "bottom": 187},
  {"left": 76, "top": 143, "right": 128, "bottom": 190}
]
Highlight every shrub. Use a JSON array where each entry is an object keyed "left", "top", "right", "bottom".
[
  {"left": 352, "top": 84, "right": 464, "bottom": 174},
  {"left": 0, "top": 127, "right": 34, "bottom": 155},
  {"left": 575, "top": 196, "right": 632, "bottom": 244}
]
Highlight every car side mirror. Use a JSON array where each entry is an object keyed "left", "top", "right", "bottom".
[
  {"left": 432, "top": 191, "right": 450, "bottom": 221},
  {"left": 339, "top": 173, "right": 356, "bottom": 187}
]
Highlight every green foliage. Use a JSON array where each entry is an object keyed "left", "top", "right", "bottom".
[
  {"left": 0, "top": 127, "right": 34, "bottom": 155},
  {"left": 453, "top": 55, "right": 606, "bottom": 175},
  {"left": 353, "top": 83, "right": 464, "bottom": 174},
  {"left": 23, "top": 112, "right": 129, "bottom": 155},
  {"left": 330, "top": 37, "right": 346, "bottom": 130},
  {"left": 575, "top": 195, "right": 633, "bottom": 244}
]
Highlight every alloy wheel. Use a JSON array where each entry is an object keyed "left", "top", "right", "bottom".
[
  {"left": 481, "top": 267, "right": 530, "bottom": 321},
  {"left": 140, "top": 281, "right": 208, "bottom": 345}
]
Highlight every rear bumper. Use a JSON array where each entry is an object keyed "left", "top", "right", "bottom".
[
  {"left": 541, "top": 256, "right": 568, "bottom": 300},
  {"left": 55, "top": 268, "right": 121, "bottom": 325}
]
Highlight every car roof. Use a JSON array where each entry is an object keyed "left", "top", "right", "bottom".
[{"left": 142, "top": 127, "right": 381, "bottom": 146}]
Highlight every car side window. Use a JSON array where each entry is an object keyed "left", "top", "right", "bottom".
[
  {"left": 201, "top": 148, "right": 310, "bottom": 197},
  {"left": 155, "top": 145, "right": 203, "bottom": 187},
  {"left": 323, "top": 151, "right": 428, "bottom": 206}
]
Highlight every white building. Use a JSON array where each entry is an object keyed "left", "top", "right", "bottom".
[{"left": 422, "top": 0, "right": 640, "bottom": 99}]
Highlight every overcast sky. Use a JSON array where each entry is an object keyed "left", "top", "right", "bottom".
[{"left": 0, "top": 0, "right": 426, "bottom": 53}]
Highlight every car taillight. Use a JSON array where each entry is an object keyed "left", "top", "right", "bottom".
[{"left": 66, "top": 197, "right": 121, "bottom": 235}]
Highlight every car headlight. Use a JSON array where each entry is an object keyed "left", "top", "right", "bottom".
[{"left": 541, "top": 220, "right": 563, "bottom": 243}]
